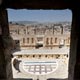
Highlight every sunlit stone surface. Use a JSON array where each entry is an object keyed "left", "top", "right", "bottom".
[{"left": 10, "top": 22, "right": 70, "bottom": 80}]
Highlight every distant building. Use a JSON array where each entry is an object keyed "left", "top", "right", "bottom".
[{"left": 9, "top": 23, "right": 70, "bottom": 50}]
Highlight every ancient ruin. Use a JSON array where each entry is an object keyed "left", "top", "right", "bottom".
[{"left": 0, "top": 0, "right": 80, "bottom": 80}]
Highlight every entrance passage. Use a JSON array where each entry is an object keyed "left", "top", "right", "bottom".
[{"left": 36, "top": 43, "right": 43, "bottom": 49}]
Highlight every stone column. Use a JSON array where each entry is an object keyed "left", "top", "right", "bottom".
[
  {"left": 52, "top": 25, "right": 54, "bottom": 35},
  {"left": 60, "top": 25, "right": 63, "bottom": 34},
  {"left": 0, "top": 8, "right": 13, "bottom": 80},
  {"left": 68, "top": 9, "right": 80, "bottom": 80}
]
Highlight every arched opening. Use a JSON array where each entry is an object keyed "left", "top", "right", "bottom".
[{"left": 7, "top": 9, "right": 72, "bottom": 80}]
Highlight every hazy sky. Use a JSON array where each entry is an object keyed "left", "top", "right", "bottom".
[{"left": 8, "top": 9, "right": 72, "bottom": 22}]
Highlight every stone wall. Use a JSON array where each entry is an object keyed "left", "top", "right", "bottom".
[{"left": 0, "top": 8, "right": 13, "bottom": 80}]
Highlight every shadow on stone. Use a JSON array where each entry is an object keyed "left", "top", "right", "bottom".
[
  {"left": 13, "top": 78, "right": 68, "bottom": 80},
  {"left": 14, "top": 78, "right": 33, "bottom": 80},
  {"left": 47, "top": 78, "right": 68, "bottom": 80}
]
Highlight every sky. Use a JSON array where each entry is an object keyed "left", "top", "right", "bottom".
[{"left": 7, "top": 9, "right": 72, "bottom": 23}]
